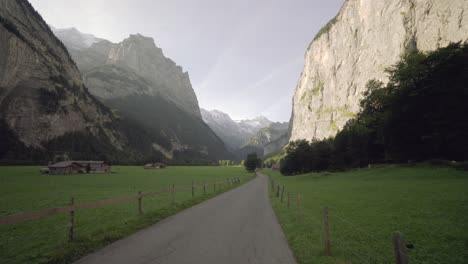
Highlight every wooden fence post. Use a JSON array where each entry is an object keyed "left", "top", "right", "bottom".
[
  {"left": 172, "top": 184, "right": 175, "bottom": 205},
  {"left": 287, "top": 192, "right": 290, "bottom": 209},
  {"left": 68, "top": 196, "right": 74, "bottom": 242},
  {"left": 138, "top": 191, "right": 142, "bottom": 215},
  {"left": 214, "top": 182, "right": 216, "bottom": 192},
  {"left": 192, "top": 180, "right": 195, "bottom": 198},
  {"left": 276, "top": 184, "right": 280, "bottom": 198},
  {"left": 280, "top": 186, "right": 285, "bottom": 203},
  {"left": 296, "top": 194, "right": 301, "bottom": 224},
  {"left": 393, "top": 231, "right": 409, "bottom": 264},
  {"left": 203, "top": 182, "right": 206, "bottom": 195},
  {"left": 324, "top": 207, "right": 331, "bottom": 256}
]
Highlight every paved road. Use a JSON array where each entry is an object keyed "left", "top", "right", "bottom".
[{"left": 74, "top": 173, "right": 297, "bottom": 264}]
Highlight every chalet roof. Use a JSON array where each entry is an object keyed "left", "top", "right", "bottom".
[
  {"left": 48, "top": 161, "right": 82, "bottom": 168},
  {"left": 74, "top": 161, "right": 107, "bottom": 164},
  {"left": 48, "top": 160, "right": 107, "bottom": 168}
]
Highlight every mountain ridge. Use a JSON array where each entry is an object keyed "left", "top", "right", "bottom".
[{"left": 54, "top": 27, "right": 230, "bottom": 162}]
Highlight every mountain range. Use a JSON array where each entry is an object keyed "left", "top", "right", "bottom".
[
  {"left": 0, "top": 0, "right": 230, "bottom": 164},
  {"left": 201, "top": 109, "right": 288, "bottom": 159}
]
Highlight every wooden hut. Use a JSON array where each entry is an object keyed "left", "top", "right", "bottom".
[
  {"left": 144, "top": 163, "right": 167, "bottom": 169},
  {"left": 75, "top": 161, "right": 111, "bottom": 173},
  {"left": 48, "top": 161, "right": 84, "bottom": 175},
  {"left": 48, "top": 161, "right": 110, "bottom": 174}
]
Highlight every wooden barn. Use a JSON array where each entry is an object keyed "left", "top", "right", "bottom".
[
  {"left": 144, "top": 163, "right": 167, "bottom": 169},
  {"left": 75, "top": 161, "right": 111, "bottom": 173},
  {"left": 48, "top": 161, "right": 84, "bottom": 175},
  {"left": 48, "top": 161, "right": 111, "bottom": 174}
]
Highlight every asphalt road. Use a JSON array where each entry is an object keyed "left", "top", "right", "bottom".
[{"left": 74, "top": 173, "right": 297, "bottom": 264}]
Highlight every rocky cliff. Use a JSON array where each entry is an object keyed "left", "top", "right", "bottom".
[
  {"left": 54, "top": 28, "right": 201, "bottom": 118},
  {"left": 290, "top": 0, "right": 468, "bottom": 142},
  {"left": 53, "top": 28, "right": 229, "bottom": 161},
  {"left": 0, "top": 0, "right": 124, "bottom": 155}
]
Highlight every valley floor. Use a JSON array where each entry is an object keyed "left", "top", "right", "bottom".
[
  {"left": 265, "top": 165, "right": 468, "bottom": 264},
  {"left": 0, "top": 166, "right": 252, "bottom": 264}
]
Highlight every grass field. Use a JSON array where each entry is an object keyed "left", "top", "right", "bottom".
[
  {"left": 265, "top": 165, "right": 468, "bottom": 264},
  {"left": 0, "top": 166, "right": 252, "bottom": 264}
]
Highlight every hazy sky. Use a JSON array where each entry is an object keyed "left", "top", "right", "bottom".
[{"left": 29, "top": 0, "right": 344, "bottom": 122}]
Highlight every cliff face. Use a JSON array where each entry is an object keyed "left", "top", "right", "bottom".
[
  {"left": 0, "top": 0, "right": 123, "bottom": 150},
  {"left": 55, "top": 29, "right": 201, "bottom": 118},
  {"left": 54, "top": 28, "right": 229, "bottom": 161},
  {"left": 290, "top": 0, "right": 468, "bottom": 142}
]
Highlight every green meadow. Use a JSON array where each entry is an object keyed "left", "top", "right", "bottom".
[
  {"left": 265, "top": 165, "right": 468, "bottom": 264},
  {"left": 0, "top": 166, "right": 252, "bottom": 264}
]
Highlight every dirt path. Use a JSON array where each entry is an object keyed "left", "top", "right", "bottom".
[{"left": 74, "top": 173, "right": 296, "bottom": 264}]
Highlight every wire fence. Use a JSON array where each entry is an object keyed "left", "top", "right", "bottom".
[
  {"left": 267, "top": 174, "right": 415, "bottom": 264},
  {"left": 0, "top": 177, "right": 243, "bottom": 241}
]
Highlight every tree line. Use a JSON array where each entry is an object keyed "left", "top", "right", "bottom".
[{"left": 281, "top": 42, "right": 468, "bottom": 175}]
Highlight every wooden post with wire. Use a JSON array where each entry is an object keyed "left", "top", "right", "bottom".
[
  {"left": 280, "top": 186, "right": 285, "bottom": 203},
  {"left": 203, "top": 182, "right": 206, "bottom": 195},
  {"left": 138, "top": 191, "right": 143, "bottom": 215},
  {"left": 296, "top": 194, "right": 301, "bottom": 224},
  {"left": 393, "top": 231, "right": 408, "bottom": 264},
  {"left": 276, "top": 184, "right": 280, "bottom": 198},
  {"left": 192, "top": 180, "right": 194, "bottom": 198},
  {"left": 68, "top": 196, "right": 74, "bottom": 242},
  {"left": 324, "top": 207, "right": 331, "bottom": 256},
  {"left": 172, "top": 184, "right": 175, "bottom": 205},
  {"left": 287, "top": 192, "right": 290, "bottom": 209}
]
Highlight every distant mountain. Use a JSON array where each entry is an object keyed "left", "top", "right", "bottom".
[
  {"left": 236, "top": 116, "right": 273, "bottom": 136},
  {"left": 201, "top": 109, "right": 288, "bottom": 159},
  {"left": 244, "top": 122, "right": 289, "bottom": 148},
  {"left": 235, "top": 122, "right": 289, "bottom": 159},
  {"left": 201, "top": 109, "right": 275, "bottom": 149},
  {"left": 52, "top": 27, "right": 230, "bottom": 162},
  {"left": 201, "top": 109, "right": 249, "bottom": 150}
]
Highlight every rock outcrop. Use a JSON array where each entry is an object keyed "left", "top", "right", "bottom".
[
  {"left": 0, "top": 0, "right": 123, "bottom": 152},
  {"left": 290, "top": 0, "right": 468, "bottom": 142}
]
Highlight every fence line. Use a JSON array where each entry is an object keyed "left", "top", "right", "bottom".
[
  {"left": 0, "top": 177, "right": 243, "bottom": 226},
  {"left": 267, "top": 173, "right": 412, "bottom": 264}
]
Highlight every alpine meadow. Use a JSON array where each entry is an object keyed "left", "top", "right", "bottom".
[{"left": 1, "top": 0, "right": 467, "bottom": 264}]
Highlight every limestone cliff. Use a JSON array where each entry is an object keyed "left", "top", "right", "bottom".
[
  {"left": 0, "top": 0, "right": 123, "bottom": 151},
  {"left": 290, "top": 0, "right": 468, "bottom": 142}
]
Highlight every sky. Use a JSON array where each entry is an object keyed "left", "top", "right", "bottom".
[{"left": 29, "top": 0, "right": 344, "bottom": 122}]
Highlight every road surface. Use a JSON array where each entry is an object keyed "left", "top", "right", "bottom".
[{"left": 74, "top": 173, "right": 297, "bottom": 264}]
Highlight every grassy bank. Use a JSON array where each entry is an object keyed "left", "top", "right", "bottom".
[
  {"left": 0, "top": 166, "right": 252, "bottom": 264},
  {"left": 265, "top": 165, "right": 468, "bottom": 264}
]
